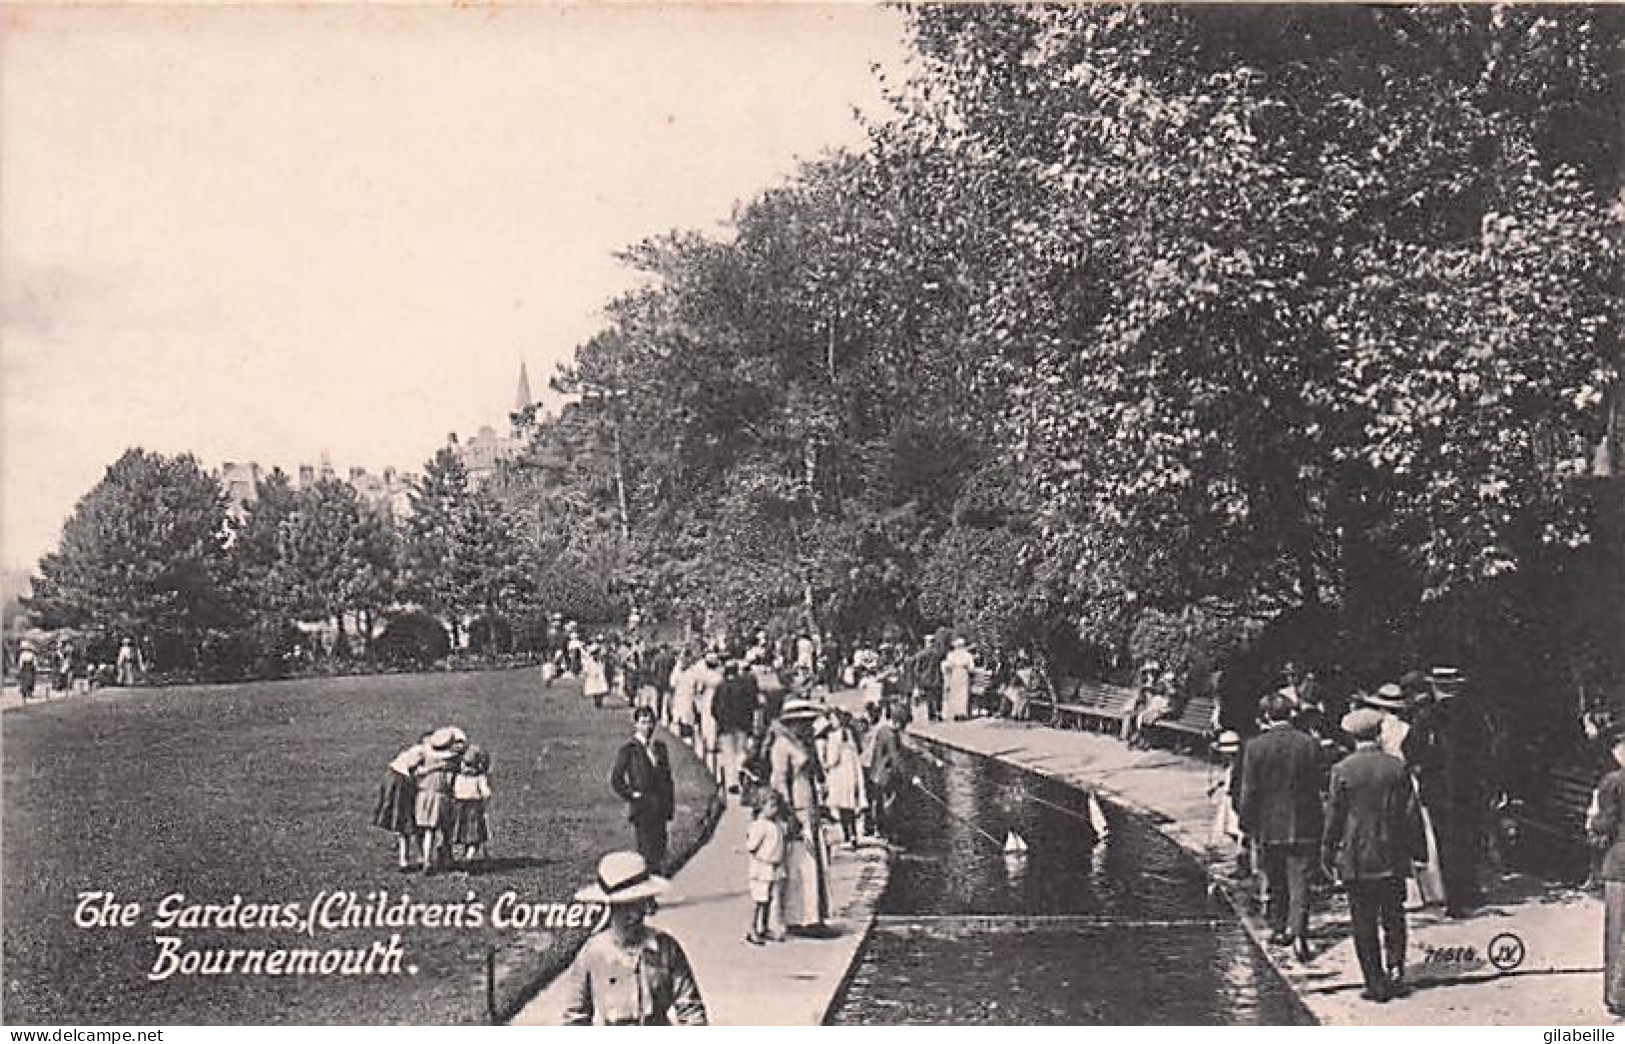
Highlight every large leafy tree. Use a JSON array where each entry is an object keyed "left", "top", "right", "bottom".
[
  {"left": 883, "top": 5, "right": 1621, "bottom": 654},
  {"left": 26, "top": 449, "right": 235, "bottom": 663}
]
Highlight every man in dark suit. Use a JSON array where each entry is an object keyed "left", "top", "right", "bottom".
[
  {"left": 1323, "top": 708, "right": 1426, "bottom": 1002},
  {"left": 1239, "top": 692, "right": 1324, "bottom": 960},
  {"left": 1402, "top": 666, "right": 1488, "bottom": 917},
  {"left": 610, "top": 706, "right": 676, "bottom": 875}
]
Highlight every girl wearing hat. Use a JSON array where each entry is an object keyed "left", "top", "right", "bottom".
[
  {"left": 413, "top": 728, "right": 465, "bottom": 875},
  {"left": 1208, "top": 731, "right": 1245, "bottom": 858},
  {"left": 818, "top": 711, "right": 868, "bottom": 850},
  {"left": 374, "top": 732, "right": 430, "bottom": 872},
  {"left": 559, "top": 852, "right": 707, "bottom": 1025}
]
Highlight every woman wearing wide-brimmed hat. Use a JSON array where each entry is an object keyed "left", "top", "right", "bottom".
[
  {"left": 559, "top": 851, "right": 707, "bottom": 1026},
  {"left": 770, "top": 699, "right": 832, "bottom": 934}
]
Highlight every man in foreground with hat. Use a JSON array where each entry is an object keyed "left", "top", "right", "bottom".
[
  {"left": 610, "top": 706, "right": 675, "bottom": 875},
  {"left": 1322, "top": 707, "right": 1426, "bottom": 1002},
  {"left": 559, "top": 851, "right": 708, "bottom": 1025},
  {"left": 1357, "top": 683, "right": 1412, "bottom": 761}
]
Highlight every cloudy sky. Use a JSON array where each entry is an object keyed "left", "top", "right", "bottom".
[{"left": 0, "top": 3, "right": 908, "bottom": 573}]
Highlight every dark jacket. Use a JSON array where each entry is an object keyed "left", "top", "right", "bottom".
[
  {"left": 610, "top": 738, "right": 674, "bottom": 823},
  {"left": 866, "top": 719, "right": 905, "bottom": 791},
  {"left": 1402, "top": 697, "right": 1489, "bottom": 809},
  {"left": 1239, "top": 723, "right": 1324, "bottom": 847},
  {"left": 1590, "top": 766, "right": 1625, "bottom": 882},
  {"left": 1321, "top": 745, "right": 1425, "bottom": 881},
  {"left": 713, "top": 675, "right": 758, "bottom": 735}
]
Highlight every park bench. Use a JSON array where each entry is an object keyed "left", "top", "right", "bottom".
[
  {"left": 1052, "top": 679, "right": 1138, "bottom": 733},
  {"left": 1142, "top": 693, "right": 1219, "bottom": 754},
  {"left": 1506, "top": 761, "right": 1603, "bottom": 882}
]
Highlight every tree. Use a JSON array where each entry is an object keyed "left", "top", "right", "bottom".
[
  {"left": 26, "top": 449, "right": 235, "bottom": 666},
  {"left": 404, "top": 447, "right": 529, "bottom": 646}
]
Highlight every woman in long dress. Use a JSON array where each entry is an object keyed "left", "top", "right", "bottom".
[
  {"left": 769, "top": 710, "right": 830, "bottom": 934},
  {"left": 1589, "top": 730, "right": 1625, "bottom": 1015},
  {"left": 941, "top": 638, "right": 975, "bottom": 722}
]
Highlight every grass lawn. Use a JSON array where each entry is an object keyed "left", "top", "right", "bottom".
[{"left": 2, "top": 669, "right": 718, "bottom": 1024}]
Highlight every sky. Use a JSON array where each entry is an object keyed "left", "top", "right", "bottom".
[{"left": 0, "top": 2, "right": 909, "bottom": 574}]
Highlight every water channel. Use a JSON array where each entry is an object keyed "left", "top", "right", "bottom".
[{"left": 828, "top": 740, "right": 1315, "bottom": 1024}]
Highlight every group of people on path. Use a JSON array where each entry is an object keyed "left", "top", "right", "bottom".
[
  {"left": 1207, "top": 666, "right": 1494, "bottom": 1003},
  {"left": 9, "top": 637, "right": 144, "bottom": 701},
  {"left": 372, "top": 726, "right": 493, "bottom": 874},
  {"left": 565, "top": 683, "right": 912, "bottom": 1025}
]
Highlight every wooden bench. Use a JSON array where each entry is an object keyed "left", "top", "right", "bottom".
[
  {"left": 1052, "top": 679, "right": 1138, "bottom": 733},
  {"left": 1506, "top": 762, "right": 1602, "bottom": 883},
  {"left": 1143, "top": 693, "right": 1219, "bottom": 753}
]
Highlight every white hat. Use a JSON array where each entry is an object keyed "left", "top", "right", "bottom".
[
  {"left": 427, "top": 727, "right": 460, "bottom": 751},
  {"left": 573, "top": 851, "right": 670, "bottom": 905},
  {"left": 1358, "top": 684, "right": 1408, "bottom": 712},
  {"left": 779, "top": 698, "right": 824, "bottom": 721},
  {"left": 1214, "top": 730, "right": 1242, "bottom": 754}
]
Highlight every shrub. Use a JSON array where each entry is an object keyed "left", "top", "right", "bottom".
[{"left": 375, "top": 611, "right": 450, "bottom": 668}]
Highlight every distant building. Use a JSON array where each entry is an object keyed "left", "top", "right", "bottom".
[
  {"left": 449, "top": 362, "right": 536, "bottom": 483},
  {"left": 215, "top": 362, "right": 534, "bottom": 519},
  {"left": 216, "top": 459, "right": 415, "bottom": 523}
]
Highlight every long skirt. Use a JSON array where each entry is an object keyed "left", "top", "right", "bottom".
[
  {"left": 1607, "top": 881, "right": 1625, "bottom": 1012},
  {"left": 778, "top": 808, "right": 831, "bottom": 929},
  {"left": 450, "top": 799, "right": 489, "bottom": 847},
  {"left": 1406, "top": 805, "right": 1447, "bottom": 908},
  {"left": 372, "top": 770, "right": 418, "bottom": 834},
  {"left": 944, "top": 673, "right": 971, "bottom": 720},
  {"left": 1209, "top": 791, "right": 1241, "bottom": 849}
]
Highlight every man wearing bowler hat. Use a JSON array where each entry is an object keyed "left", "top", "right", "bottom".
[
  {"left": 559, "top": 851, "right": 708, "bottom": 1025},
  {"left": 1402, "top": 666, "right": 1488, "bottom": 917}
]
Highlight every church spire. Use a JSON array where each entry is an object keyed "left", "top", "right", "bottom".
[{"left": 515, "top": 360, "right": 533, "bottom": 413}]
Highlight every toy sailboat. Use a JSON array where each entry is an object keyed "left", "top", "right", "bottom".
[
  {"left": 1088, "top": 792, "right": 1109, "bottom": 837},
  {"left": 1003, "top": 830, "right": 1029, "bottom": 854}
]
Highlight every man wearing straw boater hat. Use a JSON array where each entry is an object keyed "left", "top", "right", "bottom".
[
  {"left": 1356, "top": 683, "right": 1412, "bottom": 761},
  {"left": 1322, "top": 708, "right": 1426, "bottom": 1003},
  {"left": 1402, "top": 665, "right": 1489, "bottom": 917},
  {"left": 558, "top": 851, "right": 708, "bottom": 1026}
]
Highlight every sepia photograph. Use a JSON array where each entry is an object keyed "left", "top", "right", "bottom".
[{"left": 2, "top": 1, "right": 1622, "bottom": 1028}]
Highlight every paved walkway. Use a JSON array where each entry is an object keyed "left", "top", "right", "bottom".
[
  {"left": 912, "top": 714, "right": 1610, "bottom": 1026},
  {"left": 512, "top": 793, "right": 889, "bottom": 1026}
]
